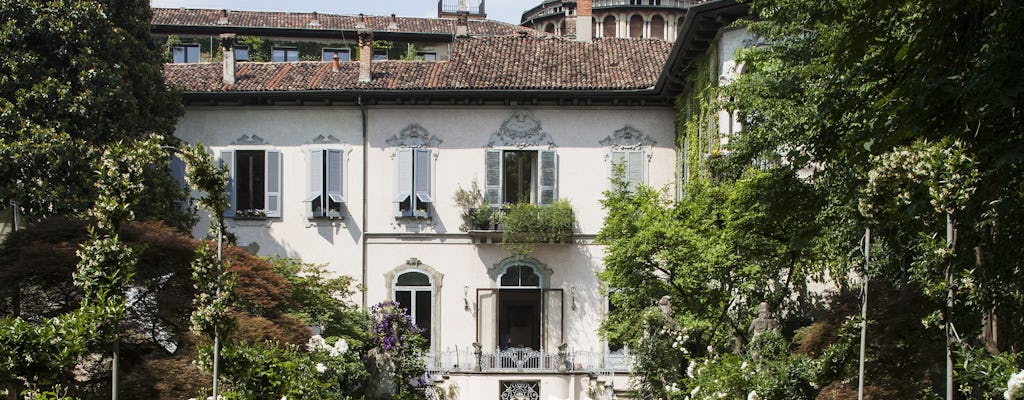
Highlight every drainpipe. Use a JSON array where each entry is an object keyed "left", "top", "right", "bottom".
[{"left": 359, "top": 95, "right": 369, "bottom": 309}]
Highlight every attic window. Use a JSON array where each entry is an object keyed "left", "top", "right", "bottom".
[
  {"left": 271, "top": 47, "right": 299, "bottom": 62},
  {"left": 322, "top": 48, "right": 351, "bottom": 62},
  {"left": 417, "top": 52, "right": 437, "bottom": 61},
  {"left": 172, "top": 44, "right": 201, "bottom": 63},
  {"left": 234, "top": 45, "right": 249, "bottom": 61},
  {"left": 372, "top": 49, "right": 388, "bottom": 61}
]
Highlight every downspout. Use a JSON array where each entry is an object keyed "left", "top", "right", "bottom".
[{"left": 359, "top": 95, "right": 369, "bottom": 309}]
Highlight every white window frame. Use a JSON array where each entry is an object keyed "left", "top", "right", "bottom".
[
  {"left": 394, "top": 148, "right": 433, "bottom": 218},
  {"left": 322, "top": 47, "right": 351, "bottom": 62},
  {"left": 392, "top": 270, "right": 436, "bottom": 351},
  {"left": 304, "top": 147, "right": 347, "bottom": 219},
  {"left": 271, "top": 47, "right": 299, "bottom": 62},
  {"left": 218, "top": 146, "right": 283, "bottom": 218}
]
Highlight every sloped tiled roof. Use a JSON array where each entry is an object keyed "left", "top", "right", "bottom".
[
  {"left": 152, "top": 7, "right": 540, "bottom": 37},
  {"left": 164, "top": 36, "right": 672, "bottom": 92}
]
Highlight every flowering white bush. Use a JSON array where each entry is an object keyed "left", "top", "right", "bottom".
[{"left": 1005, "top": 370, "right": 1024, "bottom": 400}]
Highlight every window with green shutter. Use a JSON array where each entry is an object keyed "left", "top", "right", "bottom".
[{"left": 485, "top": 149, "right": 558, "bottom": 206}]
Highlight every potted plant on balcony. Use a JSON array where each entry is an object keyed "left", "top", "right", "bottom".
[
  {"left": 454, "top": 180, "right": 496, "bottom": 231},
  {"left": 499, "top": 200, "right": 575, "bottom": 256}
]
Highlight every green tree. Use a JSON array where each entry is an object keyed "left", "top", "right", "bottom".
[{"left": 0, "top": 0, "right": 188, "bottom": 228}]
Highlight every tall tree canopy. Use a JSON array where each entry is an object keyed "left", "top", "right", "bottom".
[{"left": 0, "top": 0, "right": 187, "bottom": 228}]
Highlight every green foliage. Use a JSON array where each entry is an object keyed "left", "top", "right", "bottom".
[
  {"left": 268, "top": 257, "right": 367, "bottom": 343},
  {"left": 956, "top": 347, "right": 1020, "bottom": 399},
  {"left": 499, "top": 200, "right": 575, "bottom": 256},
  {"left": 366, "top": 301, "right": 427, "bottom": 400},
  {"left": 453, "top": 180, "right": 494, "bottom": 231},
  {"left": 0, "top": 0, "right": 186, "bottom": 226},
  {"left": 217, "top": 337, "right": 366, "bottom": 400}
]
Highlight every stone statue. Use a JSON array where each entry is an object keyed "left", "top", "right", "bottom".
[
  {"left": 658, "top": 295, "right": 673, "bottom": 319},
  {"left": 365, "top": 347, "right": 398, "bottom": 399},
  {"left": 749, "top": 302, "right": 780, "bottom": 337}
]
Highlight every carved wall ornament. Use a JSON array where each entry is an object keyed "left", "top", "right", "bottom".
[
  {"left": 386, "top": 124, "right": 442, "bottom": 148},
  {"left": 487, "top": 110, "right": 555, "bottom": 149},
  {"left": 309, "top": 134, "right": 341, "bottom": 144},
  {"left": 599, "top": 126, "right": 655, "bottom": 150},
  {"left": 231, "top": 134, "right": 266, "bottom": 145},
  {"left": 383, "top": 259, "right": 444, "bottom": 292},
  {"left": 488, "top": 255, "right": 553, "bottom": 286}
]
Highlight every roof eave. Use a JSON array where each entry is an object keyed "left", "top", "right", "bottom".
[{"left": 652, "top": 0, "right": 750, "bottom": 97}]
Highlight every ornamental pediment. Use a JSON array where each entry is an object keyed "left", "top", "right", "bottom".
[
  {"left": 487, "top": 110, "right": 555, "bottom": 149},
  {"left": 599, "top": 126, "right": 655, "bottom": 150},
  {"left": 386, "top": 124, "right": 442, "bottom": 148}
]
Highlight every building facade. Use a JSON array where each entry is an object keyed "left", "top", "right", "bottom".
[
  {"left": 160, "top": 1, "right": 748, "bottom": 398},
  {"left": 521, "top": 0, "right": 707, "bottom": 41}
]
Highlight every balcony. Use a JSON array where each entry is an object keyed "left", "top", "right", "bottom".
[
  {"left": 463, "top": 202, "right": 576, "bottom": 248},
  {"left": 423, "top": 346, "right": 633, "bottom": 375}
]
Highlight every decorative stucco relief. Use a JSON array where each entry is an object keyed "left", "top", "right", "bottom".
[
  {"left": 598, "top": 126, "right": 655, "bottom": 150},
  {"left": 386, "top": 124, "right": 442, "bottom": 148},
  {"left": 487, "top": 110, "right": 555, "bottom": 149},
  {"left": 309, "top": 134, "right": 341, "bottom": 144},
  {"left": 383, "top": 257, "right": 444, "bottom": 293},
  {"left": 231, "top": 133, "right": 266, "bottom": 145}
]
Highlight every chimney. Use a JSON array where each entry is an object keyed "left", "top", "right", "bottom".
[
  {"left": 576, "top": 0, "right": 593, "bottom": 42},
  {"left": 388, "top": 13, "right": 398, "bottom": 30},
  {"left": 220, "top": 33, "right": 236, "bottom": 85},
  {"left": 332, "top": 53, "right": 340, "bottom": 72},
  {"left": 217, "top": 9, "right": 229, "bottom": 25},
  {"left": 456, "top": 11, "right": 469, "bottom": 37},
  {"left": 309, "top": 11, "right": 320, "bottom": 27},
  {"left": 357, "top": 29, "right": 373, "bottom": 83},
  {"left": 356, "top": 13, "right": 367, "bottom": 29}
]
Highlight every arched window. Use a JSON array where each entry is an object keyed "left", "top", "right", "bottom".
[
  {"left": 650, "top": 15, "right": 665, "bottom": 40},
  {"left": 394, "top": 271, "right": 432, "bottom": 345},
  {"left": 603, "top": 15, "right": 617, "bottom": 38},
  {"left": 629, "top": 15, "right": 644, "bottom": 38},
  {"left": 500, "top": 264, "right": 542, "bottom": 288},
  {"left": 544, "top": 23, "right": 555, "bottom": 34}
]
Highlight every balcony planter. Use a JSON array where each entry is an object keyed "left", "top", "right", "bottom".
[{"left": 465, "top": 201, "right": 576, "bottom": 255}]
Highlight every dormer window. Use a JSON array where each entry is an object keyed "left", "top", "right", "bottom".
[
  {"left": 234, "top": 45, "right": 249, "bottom": 61},
  {"left": 171, "top": 44, "right": 201, "bottom": 63}
]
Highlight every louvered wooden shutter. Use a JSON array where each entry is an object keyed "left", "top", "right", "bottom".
[
  {"left": 627, "top": 151, "right": 644, "bottom": 190},
  {"left": 484, "top": 149, "right": 502, "bottom": 207},
  {"left": 610, "top": 150, "right": 626, "bottom": 188},
  {"left": 539, "top": 150, "right": 558, "bottom": 205},
  {"left": 326, "top": 149, "right": 344, "bottom": 203},
  {"left": 414, "top": 149, "right": 432, "bottom": 204},
  {"left": 265, "top": 150, "right": 282, "bottom": 217},
  {"left": 306, "top": 149, "right": 323, "bottom": 207},
  {"left": 220, "top": 150, "right": 235, "bottom": 217},
  {"left": 395, "top": 149, "right": 413, "bottom": 215}
]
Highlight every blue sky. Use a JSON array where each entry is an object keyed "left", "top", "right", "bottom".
[{"left": 149, "top": 0, "right": 535, "bottom": 24}]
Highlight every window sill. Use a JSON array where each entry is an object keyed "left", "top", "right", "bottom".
[{"left": 231, "top": 216, "right": 268, "bottom": 221}]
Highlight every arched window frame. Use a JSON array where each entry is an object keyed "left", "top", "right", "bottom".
[
  {"left": 385, "top": 258, "right": 443, "bottom": 351},
  {"left": 487, "top": 256, "right": 554, "bottom": 288}
]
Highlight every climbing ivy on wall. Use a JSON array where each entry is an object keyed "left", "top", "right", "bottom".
[{"left": 675, "top": 45, "right": 719, "bottom": 187}]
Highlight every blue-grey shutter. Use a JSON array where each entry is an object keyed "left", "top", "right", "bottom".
[
  {"left": 414, "top": 149, "right": 432, "bottom": 204},
  {"left": 609, "top": 150, "right": 626, "bottom": 187},
  {"left": 627, "top": 151, "right": 644, "bottom": 190},
  {"left": 484, "top": 149, "right": 502, "bottom": 207},
  {"left": 326, "top": 149, "right": 344, "bottom": 203},
  {"left": 539, "top": 150, "right": 557, "bottom": 205},
  {"left": 305, "top": 149, "right": 324, "bottom": 211},
  {"left": 265, "top": 150, "right": 282, "bottom": 218},
  {"left": 220, "top": 150, "right": 235, "bottom": 217},
  {"left": 169, "top": 155, "right": 186, "bottom": 189},
  {"left": 394, "top": 149, "right": 413, "bottom": 215}
]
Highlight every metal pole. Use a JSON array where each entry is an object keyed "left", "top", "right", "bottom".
[
  {"left": 213, "top": 221, "right": 222, "bottom": 399},
  {"left": 946, "top": 214, "right": 954, "bottom": 400},
  {"left": 857, "top": 227, "right": 869, "bottom": 400},
  {"left": 112, "top": 339, "right": 119, "bottom": 400}
]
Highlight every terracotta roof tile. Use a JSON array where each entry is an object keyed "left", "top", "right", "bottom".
[
  {"left": 152, "top": 7, "right": 540, "bottom": 37},
  {"left": 164, "top": 36, "right": 672, "bottom": 93}
]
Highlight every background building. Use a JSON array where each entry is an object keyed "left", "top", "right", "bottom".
[{"left": 520, "top": 0, "right": 706, "bottom": 41}]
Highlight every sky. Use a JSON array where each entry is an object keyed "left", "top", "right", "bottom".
[{"left": 149, "top": 0, "right": 537, "bottom": 25}]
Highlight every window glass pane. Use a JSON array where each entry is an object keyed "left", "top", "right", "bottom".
[
  {"left": 172, "top": 46, "right": 185, "bottom": 63},
  {"left": 272, "top": 49, "right": 285, "bottom": 62},
  {"left": 500, "top": 266, "right": 520, "bottom": 287},
  {"left": 521, "top": 267, "right": 540, "bottom": 287},
  {"left": 287, "top": 49, "right": 298, "bottom": 61},
  {"left": 419, "top": 52, "right": 437, "bottom": 61},
  {"left": 235, "top": 150, "right": 266, "bottom": 212},
  {"left": 186, "top": 45, "right": 200, "bottom": 63},
  {"left": 396, "top": 272, "right": 430, "bottom": 286},
  {"left": 322, "top": 49, "right": 351, "bottom": 61},
  {"left": 395, "top": 290, "right": 412, "bottom": 314},
  {"left": 502, "top": 151, "right": 537, "bottom": 204},
  {"left": 234, "top": 46, "right": 249, "bottom": 61},
  {"left": 415, "top": 290, "right": 431, "bottom": 333},
  {"left": 372, "top": 50, "right": 388, "bottom": 60}
]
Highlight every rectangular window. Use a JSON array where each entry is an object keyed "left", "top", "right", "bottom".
[
  {"left": 417, "top": 51, "right": 437, "bottom": 61},
  {"left": 485, "top": 149, "right": 558, "bottom": 207},
  {"left": 394, "top": 148, "right": 432, "bottom": 218},
  {"left": 322, "top": 48, "right": 351, "bottom": 62},
  {"left": 610, "top": 150, "right": 645, "bottom": 191},
  {"left": 271, "top": 47, "right": 299, "bottom": 62},
  {"left": 372, "top": 49, "right": 388, "bottom": 61},
  {"left": 220, "top": 149, "right": 282, "bottom": 218},
  {"left": 234, "top": 45, "right": 249, "bottom": 61},
  {"left": 304, "top": 149, "right": 345, "bottom": 218},
  {"left": 171, "top": 44, "right": 201, "bottom": 63}
]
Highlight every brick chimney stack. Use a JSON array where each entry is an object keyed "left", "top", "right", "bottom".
[
  {"left": 332, "top": 53, "right": 340, "bottom": 72},
  {"left": 357, "top": 29, "right": 373, "bottom": 83},
  {"left": 220, "top": 33, "right": 236, "bottom": 85},
  {"left": 576, "top": 0, "right": 593, "bottom": 42}
]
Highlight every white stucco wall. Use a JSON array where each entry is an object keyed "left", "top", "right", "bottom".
[{"left": 174, "top": 104, "right": 676, "bottom": 359}]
